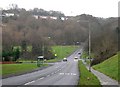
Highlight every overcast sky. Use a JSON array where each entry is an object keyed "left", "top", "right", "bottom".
[{"left": 0, "top": 0, "right": 119, "bottom": 18}]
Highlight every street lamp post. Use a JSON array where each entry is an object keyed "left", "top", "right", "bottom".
[
  {"left": 88, "top": 22, "right": 91, "bottom": 72},
  {"left": 77, "top": 20, "right": 91, "bottom": 72}
]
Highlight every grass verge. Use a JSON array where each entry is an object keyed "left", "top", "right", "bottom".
[
  {"left": 78, "top": 61, "right": 101, "bottom": 87},
  {"left": 93, "top": 53, "right": 119, "bottom": 82},
  {"left": 46, "top": 45, "right": 79, "bottom": 63},
  {"left": 2, "top": 63, "right": 48, "bottom": 76}
]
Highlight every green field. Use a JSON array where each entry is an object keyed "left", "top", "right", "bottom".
[
  {"left": 46, "top": 45, "right": 79, "bottom": 62},
  {"left": 78, "top": 61, "right": 101, "bottom": 86},
  {"left": 2, "top": 63, "right": 48, "bottom": 76},
  {"left": 2, "top": 45, "right": 78, "bottom": 76},
  {"left": 93, "top": 53, "right": 119, "bottom": 82},
  {"left": 16, "top": 45, "right": 79, "bottom": 62},
  {"left": 0, "top": 64, "right": 1, "bottom": 76}
]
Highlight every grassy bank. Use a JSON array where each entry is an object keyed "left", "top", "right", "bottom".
[
  {"left": 93, "top": 53, "right": 119, "bottom": 82},
  {"left": 78, "top": 61, "right": 101, "bottom": 87},
  {"left": 46, "top": 45, "right": 79, "bottom": 62},
  {"left": 2, "top": 63, "right": 48, "bottom": 76}
]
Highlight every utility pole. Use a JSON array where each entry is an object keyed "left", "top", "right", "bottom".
[
  {"left": 88, "top": 22, "right": 91, "bottom": 72},
  {"left": 77, "top": 20, "right": 91, "bottom": 71}
]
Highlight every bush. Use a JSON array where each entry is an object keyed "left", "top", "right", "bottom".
[
  {"left": 12, "top": 47, "right": 20, "bottom": 61},
  {"left": 2, "top": 47, "right": 20, "bottom": 61}
]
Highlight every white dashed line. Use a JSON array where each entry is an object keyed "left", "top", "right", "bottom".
[
  {"left": 72, "top": 73, "right": 77, "bottom": 75},
  {"left": 66, "top": 73, "right": 70, "bottom": 75},
  {"left": 59, "top": 73, "right": 64, "bottom": 75},
  {"left": 39, "top": 77, "right": 44, "bottom": 80},
  {"left": 24, "top": 80, "right": 35, "bottom": 85},
  {"left": 54, "top": 71, "right": 58, "bottom": 73},
  {"left": 51, "top": 72, "right": 54, "bottom": 75},
  {"left": 47, "top": 75, "right": 50, "bottom": 77},
  {"left": 59, "top": 73, "right": 77, "bottom": 76},
  {"left": 57, "top": 69, "right": 61, "bottom": 72}
]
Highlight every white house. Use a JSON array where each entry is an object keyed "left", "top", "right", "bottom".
[{"left": 5, "top": 13, "right": 14, "bottom": 17}]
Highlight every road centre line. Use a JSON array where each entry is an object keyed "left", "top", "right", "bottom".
[
  {"left": 47, "top": 75, "right": 50, "bottom": 77},
  {"left": 39, "top": 77, "right": 45, "bottom": 80},
  {"left": 24, "top": 80, "right": 35, "bottom": 85},
  {"left": 24, "top": 63, "right": 66, "bottom": 85}
]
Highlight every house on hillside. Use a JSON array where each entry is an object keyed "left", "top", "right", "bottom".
[{"left": 5, "top": 13, "right": 14, "bottom": 17}]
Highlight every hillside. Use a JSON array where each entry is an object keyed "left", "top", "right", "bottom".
[
  {"left": 2, "top": 7, "right": 118, "bottom": 65},
  {"left": 93, "top": 53, "right": 119, "bottom": 82}
]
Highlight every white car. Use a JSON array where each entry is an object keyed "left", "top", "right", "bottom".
[
  {"left": 63, "top": 58, "right": 67, "bottom": 61},
  {"left": 74, "top": 57, "right": 78, "bottom": 60}
]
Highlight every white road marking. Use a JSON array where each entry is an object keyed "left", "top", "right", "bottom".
[
  {"left": 59, "top": 73, "right": 77, "bottom": 76},
  {"left": 59, "top": 73, "right": 64, "bottom": 75},
  {"left": 57, "top": 69, "right": 61, "bottom": 72},
  {"left": 66, "top": 73, "right": 70, "bottom": 75},
  {"left": 39, "top": 77, "right": 44, "bottom": 80},
  {"left": 47, "top": 75, "right": 50, "bottom": 77},
  {"left": 72, "top": 73, "right": 77, "bottom": 75},
  {"left": 54, "top": 71, "right": 58, "bottom": 73},
  {"left": 24, "top": 80, "right": 35, "bottom": 85},
  {"left": 51, "top": 72, "right": 54, "bottom": 75},
  {"left": 51, "top": 68, "right": 62, "bottom": 75}
]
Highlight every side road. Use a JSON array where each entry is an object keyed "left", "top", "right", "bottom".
[{"left": 81, "top": 60, "right": 119, "bottom": 86}]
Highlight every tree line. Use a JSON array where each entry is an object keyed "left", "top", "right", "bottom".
[{"left": 1, "top": 7, "right": 118, "bottom": 65}]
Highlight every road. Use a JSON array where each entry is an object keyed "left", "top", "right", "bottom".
[{"left": 2, "top": 48, "right": 83, "bottom": 86}]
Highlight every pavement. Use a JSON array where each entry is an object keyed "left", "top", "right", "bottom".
[
  {"left": 81, "top": 59, "right": 119, "bottom": 87},
  {"left": 1, "top": 48, "right": 83, "bottom": 86}
]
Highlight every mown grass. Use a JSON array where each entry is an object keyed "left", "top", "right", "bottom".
[
  {"left": 46, "top": 45, "right": 79, "bottom": 62},
  {"left": 2, "top": 63, "right": 48, "bottom": 76},
  {"left": 93, "top": 53, "right": 119, "bottom": 82},
  {"left": 0, "top": 64, "right": 1, "bottom": 76},
  {"left": 16, "top": 45, "right": 78, "bottom": 63},
  {"left": 1, "top": 45, "right": 78, "bottom": 76},
  {"left": 78, "top": 61, "right": 101, "bottom": 87}
]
